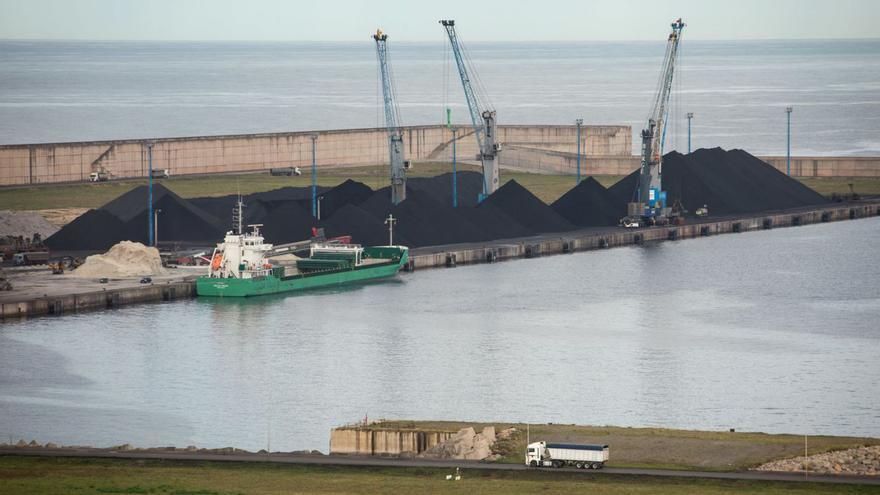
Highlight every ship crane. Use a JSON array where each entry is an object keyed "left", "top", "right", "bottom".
[
  {"left": 627, "top": 18, "right": 685, "bottom": 226},
  {"left": 440, "top": 19, "right": 500, "bottom": 202},
  {"left": 373, "top": 29, "right": 408, "bottom": 204}
]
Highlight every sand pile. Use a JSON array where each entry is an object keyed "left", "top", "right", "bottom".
[
  {"left": 71, "top": 241, "right": 167, "bottom": 278},
  {"left": 0, "top": 210, "right": 59, "bottom": 239}
]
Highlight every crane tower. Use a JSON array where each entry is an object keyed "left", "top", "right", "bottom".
[
  {"left": 628, "top": 18, "right": 685, "bottom": 224},
  {"left": 373, "top": 29, "right": 407, "bottom": 204},
  {"left": 440, "top": 20, "right": 500, "bottom": 202}
]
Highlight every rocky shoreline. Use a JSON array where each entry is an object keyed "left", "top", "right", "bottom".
[{"left": 756, "top": 446, "right": 880, "bottom": 476}]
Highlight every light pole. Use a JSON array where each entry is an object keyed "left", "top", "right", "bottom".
[
  {"left": 310, "top": 134, "right": 318, "bottom": 217},
  {"left": 317, "top": 196, "right": 324, "bottom": 220},
  {"left": 786, "top": 106, "right": 793, "bottom": 176},
  {"left": 687, "top": 112, "right": 694, "bottom": 153},
  {"left": 384, "top": 214, "right": 397, "bottom": 246},
  {"left": 451, "top": 127, "right": 458, "bottom": 208},
  {"left": 147, "top": 142, "right": 154, "bottom": 246},
  {"left": 575, "top": 119, "right": 583, "bottom": 184},
  {"left": 154, "top": 209, "right": 161, "bottom": 246}
]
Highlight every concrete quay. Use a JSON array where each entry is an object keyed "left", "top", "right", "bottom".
[
  {"left": 0, "top": 269, "right": 199, "bottom": 320},
  {"left": 3, "top": 201, "right": 877, "bottom": 320},
  {"left": 408, "top": 200, "right": 880, "bottom": 270}
]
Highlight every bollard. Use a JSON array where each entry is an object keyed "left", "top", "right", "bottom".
[{"left": 445, "top": 253, "right": 456, "bottom": 268}]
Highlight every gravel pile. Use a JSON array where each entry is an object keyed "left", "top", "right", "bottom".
[{"left": 0, "top": 210, "right": 59, "bottom": 239}]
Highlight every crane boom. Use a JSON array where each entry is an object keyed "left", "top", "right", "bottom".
[
  {"left": 629, "top": 18, "right": 685, "bottom": 224},
  {"left": 373, "top": 29, "right": 407, "bottom": 204},
  {"left": 440, "top": 19, "right": 500, "bottom": 201}
]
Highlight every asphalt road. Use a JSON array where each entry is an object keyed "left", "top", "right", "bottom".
[{"left": 2, "top": 448, "right": 878, "bottom": 486}]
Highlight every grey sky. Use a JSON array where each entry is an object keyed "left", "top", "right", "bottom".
[{"left": 1, "top": 0, "right": 878, "bottom": 41}]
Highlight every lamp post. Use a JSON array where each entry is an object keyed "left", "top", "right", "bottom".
[
  {"left": 384, "top": 214, "right": 397, "bottom": 246},
  {"left": 687, "top": 112, "right": 694, "bottom": 154},
  {"left": 786, "top": 106, "right": 793, "bottom": 176},
  {"left": 310, "top": 134, "right": 318, "bottom": 217},
  {"left": 451, "top": 127, "right": 458, "bottom": 208},
  {"left": 147, "top": 142, "right": 154, "bottom": 246},
  {"left": 575, "top": 118, "right": 583, "bottom": 184}
]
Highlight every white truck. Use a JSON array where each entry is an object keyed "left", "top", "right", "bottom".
[{"left": 525, "top": 441, "right": 609, "bottom": 469}]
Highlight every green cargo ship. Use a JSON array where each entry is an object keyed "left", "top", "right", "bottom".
[{"left": 196, "top": 223, "right": 408, "bottom": 298}]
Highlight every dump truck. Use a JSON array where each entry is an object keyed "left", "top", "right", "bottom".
[
  {"left": 13, "top": 251, "right": 50, "bottom": 266},
  {"left": 525, "top": 441, "right": 609, "bottom": 469}
]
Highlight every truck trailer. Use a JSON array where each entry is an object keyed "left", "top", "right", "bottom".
[{"left": 525, "top": 441, "right": 609, "bottom": 469}]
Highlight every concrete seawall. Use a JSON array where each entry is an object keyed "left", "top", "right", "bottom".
[
  {"left": 1, "top": 278, "right": 195, "bottom": 320},
  {"left": 0, "top": 124, "right": 631, "bottom": 186},
  {"left": 408, "top": 201, "right": 880, "bottom": 270},
  {"left": 330, "top": 427, "right": 455, "bottom": 456},
  {"left": 503, "top": 145, "right": 880, "bottom": 178}
]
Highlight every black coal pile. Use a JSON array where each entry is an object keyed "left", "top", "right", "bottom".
[
  {"left": 458, "top": 202, "right": 533, "bottom": 241},
  {"left": 607, "top": 148, "right": 828, "bottom": 216},
  {"left": 323, "top": 203, "right": 409, "bottom": 247},
  {"left": 311, "top": 179, "right": 373, "bottom": 219},
  {"left": 408, "top": 171, "right": 484, "bottom": 208},
  {"left": 551, "top": 177, "right": 620, "bottom": 227},
  {"left": 480, "top": 180, "right": 575, "bottom": 234},
  {"left": 45, "top": 209, "right": 135, "bottom": 251},
  {"left": 259, "top": 200, "right": 320, "bottom": 245},
  {"left": 47, "top": 184, "right": 226, "bottom": 250},
  {"left": 360, "top": 187, "right": 490, "bottom": 247},
  {"left": 188, "top": 186, "right": 327, "bottom": 222}
]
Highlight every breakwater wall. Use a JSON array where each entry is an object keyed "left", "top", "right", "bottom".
[
  {"left": 3, "top": 124, "right": 877, "bottom": 186},
  {"left": 1, "top": 279, "right": 195, "bottom": 320},
  {"left": 0, "top": 124, "right": 631, "bottom": 186},
  {"left": 408, "top": 201, "right": 880, "bottom": 270},
  {"left": 330, "top": 426, "right": 455, "bottom": 456},
  {"left": 503, "top": 146, "right": 880, "bottom": 178}
]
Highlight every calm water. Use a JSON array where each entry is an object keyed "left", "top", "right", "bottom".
[
  {"left": 1, "top": 218, "right": 879, "bottom": 451},
  {"left": 1, "top": 40, "right": 879, "bottom": 155}
]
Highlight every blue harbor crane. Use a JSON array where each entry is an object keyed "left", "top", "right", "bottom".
[
  {"left": 373, "top": 29, "right": 407, "bottom": 204},
  {"left": 625, "top": 18, "right": 685, "bottom": 227},
  {"left": 440, "top": 20, "right": 500, "bottom": 202}
]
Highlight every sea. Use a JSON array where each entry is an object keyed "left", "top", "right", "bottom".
[
  {"left": 1, "top": 218, "right": 879, "bottom": 451},
  {"left": 1, "top": 39, "right": 879, "bottom": 155}
]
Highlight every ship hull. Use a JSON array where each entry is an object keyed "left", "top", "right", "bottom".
[{"left": 196, "top": 246, "right": 408, "bottom": 297}]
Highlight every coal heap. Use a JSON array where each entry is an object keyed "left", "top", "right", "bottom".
[
  {"left": 313, "top": 179, "right": 374, "bottom": 219},
  {"left": 458, "top": 201, "right": 533, "bottom": 241},
  {"left": 323, "top": 203, "right": 409, "bottom": 247},
  {"left": 551, "top": 177, "right": 620, "bottom": 227},
  {"left": 45, "top": 209, "right": 135, "bottom": 251},
  {"left": 188, "top": 186, "right": 328, "bottom": 222},
  {"left": 408, "top": 171, "right": 484, "bottom": 208},
  {"left": 259, "top": 200, "right": 319, "bottom": 245},
  {"left": 480, "top": 180, "right": 575, "bottom": 234},
  {"left": 607, "top": 148, "right": 828, "bottom": 216},
  {"left": 360, "top": 187, "right": 490, "bottom": 247}
]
